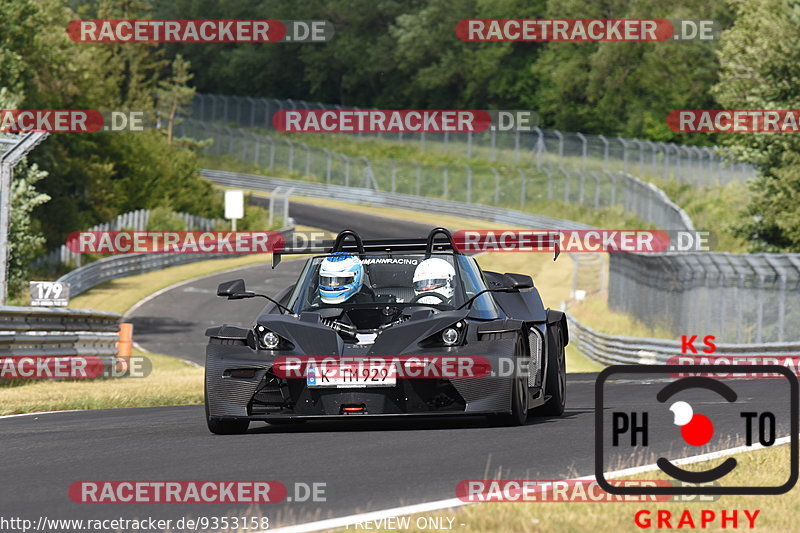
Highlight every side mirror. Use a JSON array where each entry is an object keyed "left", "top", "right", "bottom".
[
  {"left": 504, "top": 273, "right": 533, "bottom": 290},
  {"left": 217, "top": 279, "right": 247, "bottom": 297}
]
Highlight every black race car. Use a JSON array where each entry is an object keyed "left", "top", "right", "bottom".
[{"left": 204, "top": 228, "right": 567, "bottom": 434}]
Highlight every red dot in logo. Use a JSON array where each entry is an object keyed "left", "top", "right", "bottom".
[{"left": 681, "top": 414, "right": 714, "bottom": 446}]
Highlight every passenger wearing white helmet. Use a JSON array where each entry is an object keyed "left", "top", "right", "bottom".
[
  {"left": 318, "top": 252, "right": 371, "bottom": 304},
  {"left": 412, "top": 257, "right": 456, "bottom": 304}
]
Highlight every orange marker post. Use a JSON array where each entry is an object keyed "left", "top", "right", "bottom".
[{"left": 116, "top": 323, "right": 133, "bottom": 373}]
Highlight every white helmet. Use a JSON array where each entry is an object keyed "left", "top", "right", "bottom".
[{"left": 413, "top": 258, "right": 455, "bottom": 303}]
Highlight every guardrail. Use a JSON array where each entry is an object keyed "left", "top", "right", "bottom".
[
  {"left": 203, "top": 169, "right": 800, "bottom": 343},
  {"left": 200, "top": 168, "right": 800, "bottom": 362},
  {"left": 201, "top": 168, "right": 595, "bottom": 231},
  {"left": 567, "top": 316, "right": 800, "bottom": 366},
  {"left": 57, "top": 226, "right": 294, "bottom": 298},
  {"left": 0, "top": 306, "right": 120, "bottom": 363}
]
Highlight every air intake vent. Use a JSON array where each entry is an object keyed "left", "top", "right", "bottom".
[
  {"left": 252, "top": 372, "right": 288, "bottom": 407},
  {"left": 528, "top": 328, "right": 543, "bottom": 388}
]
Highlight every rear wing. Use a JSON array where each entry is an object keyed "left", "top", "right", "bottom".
[{"left": 273, "top": 227, "right": 461, "bottom": 268}]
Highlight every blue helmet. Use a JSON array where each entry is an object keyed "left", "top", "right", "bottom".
[{"left": 319, "top": 253, "right": 364, "bottom": 304}]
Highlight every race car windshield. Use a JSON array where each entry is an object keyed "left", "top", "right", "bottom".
[{"left": 287, "top": 253, "right": 492, "bottom": 313}]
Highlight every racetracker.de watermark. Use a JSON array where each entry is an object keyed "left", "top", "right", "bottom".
[
  {"left": 453, "top": 230, "right": 713, "bottom": 253},
  {"left": 0, "top": 356, "right": 151, "bottom": 379},
  {"left": 69, "top": 481, "right": 289, "bottom": 504},
  {"left": 271, "top": 356, "right": 498, "bottom": 380},
  {"left": 67, "top": 20, "right": 334, "bottom": 43},
  {"left": 456, "top": 19, "right": 719, "bottom": 42},
  {"left": 667, "top": 356, "right": 800, "bottom": 378},
  {"left": 455, "top": 479, "right": 719, "bottom": 502},
  {"left": 272, "top": 109, "right": 539, "bottom": 133},
  {"left": 66, "top": 231, "right": 286, "bottom": 254},
  {"left": 0, "top": 110, "right": 150, "bottom": 133},
  {"left": 668, "top": 110, "right": 800, "bottom": 133}
]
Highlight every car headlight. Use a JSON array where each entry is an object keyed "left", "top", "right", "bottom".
[
  {"left": 262, "top": 331, "right": 281, "bottom": 349},
  {"left": 422, "top": 321, "right": 466, "bottom": 347},
  {"left": 441, "top": 327, "right": 459, "bottom": 346},
  {"left": 255, "top": 325, "right": 291, "bottom": 350}
]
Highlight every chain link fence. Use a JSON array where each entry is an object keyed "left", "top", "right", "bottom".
[
  {"left": 609, "top": 252, "right": 800, "bottom": 344},
  {"left": 178, "top": 92, "right": 798, "bottom": 345},
  {"left": 180, "top": 119, "right": 694, "bottom": 231},
  {"left": 189, "top": 93, "right": 756, "bottom": 185},
  {"left": 201, "top": 169, "right": 800, "bottom": 344}
]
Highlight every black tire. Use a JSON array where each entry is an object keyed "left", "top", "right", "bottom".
[
  {"left": 531, "top": 324, "right": 566, "bottom": 416},
  {"left": 489, "top": 335, "right": 529, "bottom": 426},
  {"left": 204, "top": 368, "right": 250, "bottom": 435}
]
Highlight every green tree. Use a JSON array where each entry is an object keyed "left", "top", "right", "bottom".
[
  {"left": 714, "top": 0, "right": 800, "bottom": 251},
  {"left": 156, "top": 55, "right": 195, "bottom": 144},
  {"left": 8, "top": 161, "right": 51, "bottom": 295},
  {"left": 0, "top": 0, "right": 221, "bottom": 247},
  {"left": 0, "top": 86, "right": 51, "bottom": 297},
  {"left": 533, "top": 0, "right": 731, "bottom": 139}
]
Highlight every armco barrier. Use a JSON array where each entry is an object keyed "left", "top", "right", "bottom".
[
  {"left": 35, "top": 208, "right": 224, "bottom": 270},
  {"left": 0, "top": 307, "right": 120, "bottom": 366},
  {"left": 203, "top": 169, "right": 800, "bottom": 343},
  {"left": 57, "top": 226, "right": 294, "bottom": 298},
  {"left": 199, "top": 168, "right": 800, "bottom": 362},
  {"left": 200, "top": 169, "right": 595, "bottom": 231},
  {"left": 567, "top": 315, "right": 800, "bottom": 366}
]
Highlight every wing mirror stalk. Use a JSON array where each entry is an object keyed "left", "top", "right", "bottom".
[{"left": 217, "top": 279, "right": 293, "bottom": 314}]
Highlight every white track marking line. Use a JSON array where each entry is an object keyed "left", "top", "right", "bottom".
[
  {"left": 267, "top": 436, "right": 794, "bottom": 533},
  {"left": 0, "top": 410, "right": 84, "bottom": 420}
]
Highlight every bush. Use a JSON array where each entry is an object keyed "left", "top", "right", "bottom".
[
  {"left": 239, "top": 204, "right": 271, "bottom": 230},
  {"left": 146, "top": 207, "right": 187, "bottom": 232},
  {"left": 8, "top": 161, "right": 50, "bottom": 298}
]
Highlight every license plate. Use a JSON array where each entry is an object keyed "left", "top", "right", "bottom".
[{"left": 306, "top": 364, "right": 397, "bottom": 388}]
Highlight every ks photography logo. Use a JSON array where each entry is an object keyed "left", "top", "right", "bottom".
[{"left": 594, "top": 365, "right": 798, "bottom": 495}]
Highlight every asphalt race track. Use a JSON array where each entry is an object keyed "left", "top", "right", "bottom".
[{"left": 0, "top": 202, "right": 792, "bottom": 530}]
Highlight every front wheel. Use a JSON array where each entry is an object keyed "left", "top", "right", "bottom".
[{"left": 531, "top": 324, "right": 566, "bottom": 417}]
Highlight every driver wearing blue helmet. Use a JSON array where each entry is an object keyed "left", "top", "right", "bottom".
[{"left": 317, "top": 252, "right": 373, "bottom": 304}]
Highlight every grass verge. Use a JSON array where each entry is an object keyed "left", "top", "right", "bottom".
[
  {"left": 9, "top": 193, "right": 620, "bottom": 415},
  {"left": 653, "top": 178, "right": 750, "bottom": 253},
  {"left": 200, "top": 129, "right": 757, "bottom": 255},
  {"left": 0, "top": 350, "right": 203, "bottom": 415},
  {"left": 68, "top": 254, "right": 274, "bottom": 315},
  {"left": 348, "top": 443, "right": 795, "bottom": 532},
  {"left": 567, "top": 296, "right": 674, "bottom": 340}
]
